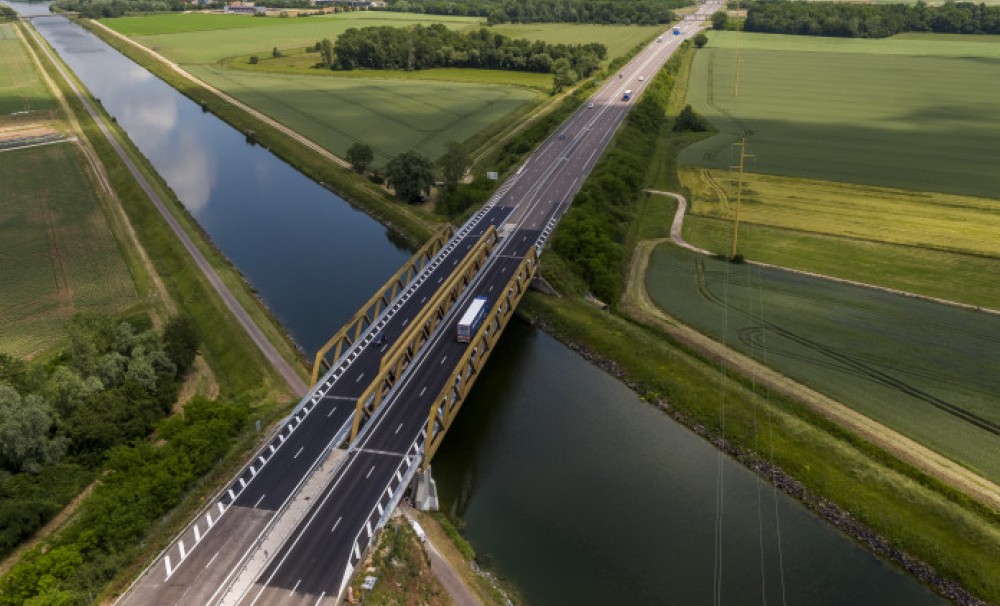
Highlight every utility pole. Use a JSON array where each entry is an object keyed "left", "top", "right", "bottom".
[{"left": 730, "top": 137, "right": 751, "bottom": 260}]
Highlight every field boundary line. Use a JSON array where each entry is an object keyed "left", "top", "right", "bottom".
[
  {"left": 645, "top": 189, "right": 1000, "bottom": 317},
  {"left": 22, "top": 18, "right": 307, "bottom": 396},
  {"left": 630, "top": 190, "right": 1000, "bottom": 511},
  {"left": 88, "top": 20, "right": 352, "bottom": 169}
]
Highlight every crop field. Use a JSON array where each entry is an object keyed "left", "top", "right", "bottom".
[
  {"left": 644, "top": 243, "right": 1000, "bottom": 482},
  {"left": 187, "top": 64, "right": 537, "bottom": 163},
  {"left": 0, "top": 24, "right": 56, "bottom": 117},
  {"left": 679, "top": 32, "right": 1000, "bottom": 199},
  {"left": 106, "top": 12, "right": 484, "bottom": 64},
  {"left": 680, "top": 168, "right": 1000, "bottom": 258},
  {"left": 0, "top": 144, "right": 138, "bottom": 358},
  {"left": 226, "top": 52, "right": 554, "bottom": 90},
  {"left": 677, "top": 212, "right": 1000, "bottom": 312}
]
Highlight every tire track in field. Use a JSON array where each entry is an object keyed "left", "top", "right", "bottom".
[{"left": 693, "top": 257, "right": 1000, "bottom": 437}]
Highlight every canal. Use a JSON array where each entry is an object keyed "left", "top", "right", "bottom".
[{"left": 12, "top": 4, "right": 947, "bottom": 603}]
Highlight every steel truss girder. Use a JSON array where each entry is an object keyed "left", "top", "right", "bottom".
[
  {"left": 350, "top": 226, "right": 499, "bottom": 440},
  {"left": 311, "top": 224, "right": 455, "bottom": 384},
  {"left": 423, "top": 246, "right": 539, "bottom": 468}
]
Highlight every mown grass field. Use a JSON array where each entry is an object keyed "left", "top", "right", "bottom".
[
  {"left": 187, "top": 64, "right": 537, "bottom": 163},
  {"left": 644, "top": 243, "right": 1000, "bottom": 483},
  {"left": 0, "top": 144, "right": 138, "bottom": 358},
  {"left": 679, "top": 32, "right": 1000, "bottom": 199},
  {"left": 680, "top": 167, "right": 1000, "bottom": 258},
  {"left": 0, "top": 24, "right": 56, "bottom": 116},
  {"left": 679, "top": 211, "right": 1000, "bottom": 311}
]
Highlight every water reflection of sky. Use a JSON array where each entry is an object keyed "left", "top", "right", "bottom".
[{"left": 21, "top": 6, "right": 412, "bottom": 355}]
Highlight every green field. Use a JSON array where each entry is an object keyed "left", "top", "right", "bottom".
[
  {"left": 680, "top": 32, "right": 1000, "bottom": 199},
  {"left": 681, "top": 167, "right": 1000, "bottom": 258},
  {"left": 0, "top": 23, "right": 56, "bottom": 116},
  {"left": 187, "top": 64, "right": 538, "bottom": 163},
  {"left": 644, "top": 243, "right": 1000, "bottom": 482},
  {"left": 107, "top": 12, "right": 484, "bottom": 64},
  {"left": 0, "top": 144, "right": 139, "bottom": 357}
]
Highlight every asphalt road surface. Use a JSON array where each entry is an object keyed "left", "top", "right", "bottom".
[{"left": 232, "top": 5, "right": 723, "bottom": 605}]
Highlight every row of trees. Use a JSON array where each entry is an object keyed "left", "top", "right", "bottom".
[
  {"left": 552, "top": 47, "right": 687, "bottom": 302},
  {"left": 744, "top": 1, "right": 1000, "bottom": 38},
  {"left": 53, "top": 0, "right": 315, "bottom": 17},
  {"left": 322, "top": 24, "right": 606, "bottom": 79},
  {"left": 347, "top": 140, "right": 470, "bottom": 204},
  {"left": 0, "top": 314, "right": 198, "bottom": 558},
  {"left": 384, "top": 0, "right": 688, "bottom": 25}
]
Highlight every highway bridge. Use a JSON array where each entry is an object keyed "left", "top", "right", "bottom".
[{"left": 117, "top": 4, "right": 721, "bottom": 604}]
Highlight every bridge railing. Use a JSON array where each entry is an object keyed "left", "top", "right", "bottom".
[
  {"left": 310, "top": 224, "right": 454, "bottom": 384},
  {"left": 423, "top": 245, "right": 539, "bottom": 466},
  {"left": 350, "top": 225, "right": 499, "bottom": 439}
]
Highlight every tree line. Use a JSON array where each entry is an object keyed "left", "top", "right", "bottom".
[
  {"left": 384, "top": 0, "right": 688, "bottom": 25},
  {"left": 744, "top": 0, "right": 1000, "bottom": 38},
  {"left": 551, "top": 47, "right": 688, "bottom": 302},
  {"left": 320, "top": 24, "right": 606, "bottom": 82},
  {"left": 0, "top": 313, "right": 197, "bottom": 560}
]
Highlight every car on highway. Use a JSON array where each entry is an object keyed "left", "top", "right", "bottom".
[
  {"left": 639, "top": 75, "right": 645, "bottom": 82},
  {"left": 588, "top": 102, "right": 595, "bottom": 109}
]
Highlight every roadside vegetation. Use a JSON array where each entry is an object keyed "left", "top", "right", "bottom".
[
  {"left": 532, "top": 40, "right": 1000, "bottom": 604},
  {"left": 385, "top": 0, "right": 689, "bottom": 25},
  {"left": 0, "top": 19, "right": 302, "bottom": 604}
]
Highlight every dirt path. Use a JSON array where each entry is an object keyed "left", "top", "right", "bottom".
[
  {"left": 22, "top": 21, "right": 307, "bottom": 395},
  {"left": 401, "top": 508, "right": 485, "bottom": 606},
  {"left": 626, "top": 192, "right": 1000, "bottom": 511}
]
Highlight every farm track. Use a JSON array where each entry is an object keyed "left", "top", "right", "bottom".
[{"left": 626, "top": 190, "right": 1000, "bottom": 511}]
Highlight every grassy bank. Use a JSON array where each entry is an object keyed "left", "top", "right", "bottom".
[
  {"left": 533, "top": 38, "right": 1000, "bottom": 604},
  {"left": 83, "top": 19, "right": 439, "bottom": 244},
  {"left": 519, "top": 291, "right": 1000, "bottom": 602}
]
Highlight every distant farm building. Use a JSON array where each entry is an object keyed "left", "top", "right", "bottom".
[{"left": 225, "top": 1, "right": 267, "bottom": 14}]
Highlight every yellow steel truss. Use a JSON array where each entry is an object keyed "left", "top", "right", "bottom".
[
  {"left": 350, "top": 226, "right": 499, "bottom": 440},
  {"left": 422, "top": 245, "right": 539, "bottom": 468},
  {"left": 310, "top": 224, "right": 454, "bottom": 385}
]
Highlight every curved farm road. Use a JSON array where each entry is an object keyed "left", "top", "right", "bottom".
[
  {"left": 626, "top": 191, "right": 1000, "bottom": 511},
  {"left": 23, "top": 21, "right": 307, "bottom": 396}
]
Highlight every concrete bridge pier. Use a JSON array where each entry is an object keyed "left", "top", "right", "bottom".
[{"left": 413, "top": 466, "right": 440, "bottom": 511}]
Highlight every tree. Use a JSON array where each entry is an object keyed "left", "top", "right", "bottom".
[
  {"left": 693, "top": 33, "right": 709, "bottom": 48},
  {"left": 163, "top": 315, "right": 199, "bottom": 375},
  {"left": 346, "top": 142, "right": 375, "bottom": 174},
  {"left": 711, "top": 10, "right": 729, "bottom": 30},
  {"left": 0, "top": 386, "right": 65, "bottom": 474},
  {"left": 319, "top": 38, "right": 334, "bottom": 68},
  {"left": 437, "top": 141, "right": 469, "bottom": 191},
  {"left": 386, "top": 150, "right": 435, "bottom": 204},
  {"left": 674, "top": 104, "right": 709, "bottom": 132}
]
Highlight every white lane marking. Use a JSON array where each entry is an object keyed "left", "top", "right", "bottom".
[
  {"left": 206, "top": 551, "right": 219, "bottom": 569},
  {"left": 440, "top": 355, "right": 448, "bottom": 365},
  {"left": 380, "top": 344, "right": 387, "bottom": 352},
  {"left": 420, "top": 296, "right": 427, "bottom": 303},
  {"left": 437, "top": 276, "right": 443, "bottom": 283},
  {"left": 314, "top": 592, "right": 327, "bottom": 606},
  {"left": 355, "top": 372, "right": 365, "bottom": 383},
  {"left": 402, "top": 317, "right": 410, "bottom": 327},
  {"left": 488, "top": 285, "right": 494, "bottom": 293},
  {"left": 395, "top": 422, "right": 403, "bottom": 435},
  {"left": 294, "top": 446, "right": 304, "bottom": 459},
  {"left": 331, "top": 517, "right": 342, "bottom": 533},
  {"left": 366, "top": 465, "right": 375, "bottom": 479},
  {"left": 290, "top": 579, "right": 301, "bottom": 596},
  {"left": 327, "top": 406, "right": 337, "bottom": 418},
  {"left": 420, "top": 386, "right": 427, "bottom": 396},
  {"left": 254, "top": 494, "right": 266, "bottom": 508}
]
